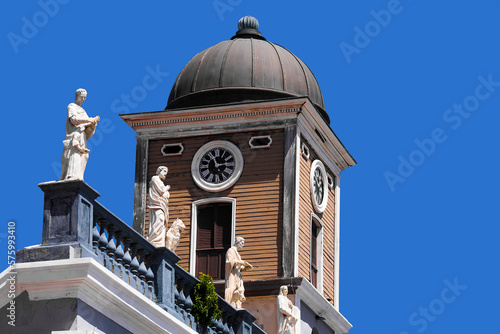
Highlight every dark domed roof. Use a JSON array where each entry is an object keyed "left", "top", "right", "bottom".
[{"left": 166, "top": 16, "right": 329, "bottom": 123}]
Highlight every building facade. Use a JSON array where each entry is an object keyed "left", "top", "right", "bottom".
[
  {"left": 1, "top": 15, "right": 354, "bottom": 334},
  {"left": 121, "top": 16, "right": 355, "bottom": 334}
]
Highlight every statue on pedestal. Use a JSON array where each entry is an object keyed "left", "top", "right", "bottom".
[
  {"left": 166, "top": 218, "right": 185, "bottom": 252},
  {"left": 60, "top": 88, "right": 100, "bottom": 180},
  {"left": 225, "top": 237, "right": 252, "bottom": 308},
  {"left": 277, "top": 285, "right": 299, "bottom": 334},
  {"left": 147, "top": 166, "right": 170, "bottom": 247}
]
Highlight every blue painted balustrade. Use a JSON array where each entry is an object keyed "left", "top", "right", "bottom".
[{"left": 24, "top": 179, "right": 264, "bottom": 334}]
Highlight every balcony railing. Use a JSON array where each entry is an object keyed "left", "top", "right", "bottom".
[{"left": 20, "top": 179, "right": 265, "bottom": 334}]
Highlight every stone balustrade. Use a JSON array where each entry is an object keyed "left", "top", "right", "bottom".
[{"left": 17, "top": 179, "right": 265, "bottom": 334}]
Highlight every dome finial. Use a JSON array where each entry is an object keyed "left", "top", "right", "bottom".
[
  {"left": 238, "top": 16, "right": 259, "bottom": 31},
  {"left": 232, "top": 16, "right": 265, "bottom": 40}
]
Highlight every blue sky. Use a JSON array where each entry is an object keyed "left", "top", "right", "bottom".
[{"left": 2, "top": 1, "right": 499, "bottom": 333}]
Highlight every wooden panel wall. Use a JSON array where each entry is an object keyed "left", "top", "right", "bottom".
[
  {"left": 146, "top": 129, "right": 284, "bottom": 280},
  {"left": 298, "top": 138, "right": 336, "bottom": 304}
]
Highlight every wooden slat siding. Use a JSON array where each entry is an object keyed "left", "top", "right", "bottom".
[
  {"left": 146, "top": 129, "right": 284, "bottom": 279},
  {"left": 298, "top": 139, "right": 336, "bottom": 304}
]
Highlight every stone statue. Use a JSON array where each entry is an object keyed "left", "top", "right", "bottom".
[
  {"left": 277, "top": 285, "right": 299, "bottom": 334},
  {"left": 60, "top": 88, "right": 100, "bottom": 180},
  {"left": 166, "top": 218, "right": 185, "bottom": 252},
  {"left": 147, "top": 166, "right": 170, "bottom": 247},
  {"left": 225, "top": 237, "right": 252, "bottom": 308}
]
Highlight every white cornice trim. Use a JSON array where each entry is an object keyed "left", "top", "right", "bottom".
[
  {"left": 129, "top": 107, "right": 300, "bottom": 128},
  {"left": 0, "top": 259, "right": 196, "bottom": 334},
  {"left": 120, "top": 98, "right": 305, "bottom": 121},
  {"left": 135, "top": 117, "right": 298, "bottom": 140},
  {"left": 298, "top": 100, "right": 356, "bottom": 174},
  {"left": 121, "top": 99, "right": 303, "bottom": 139},
  {"left": 295, "top": 277, "right": 352, "bottom": 334}
]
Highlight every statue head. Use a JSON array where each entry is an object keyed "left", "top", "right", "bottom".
[
  {"left": 172, "top": 218, "right": 186, "bottom": 231},
  {"left": 75, "top": 88, "right": 87, "bottom": 105},
  {"left": 156, "top": 166, "right": 168, "bottom": 179},
  {"left": 234, "top": 237, "right": 245, "bottom": 249},
  {"left": 280, "top": 285, "right": 288, "bottom": 296}
]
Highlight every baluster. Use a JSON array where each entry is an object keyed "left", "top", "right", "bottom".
[
  {"left": 174, "top": 275, "right": 180, "bottom": 301},
  {"left": 129, "top": 242, "right": 140, "bottom": 276},
  {"left": 105, "top": 224, "right": 117, "bottom": 259},
  {"left": 145, "top": 266, "right": 154, "bottom": 286},
  {"left": 92, "top": 218, "right": 100, "bottom": 249},
  {"left": 225, "top": 314, "right": 235, "bottom": 334},
  {"left": 228, "top": 323, "right": 235, "bottom": 334},
  {"left": 184, "top": 282, "right": 193, "bottom": 312},
  {"left": 137, "top": 248, "right": 148, "bottom": 280},
  {"left": 176, "top": 276, "right": 186, "bottom": 308},
  {"left": 122, "top": 237, "right": 132, "bottom": 270},
  {"left": 222, "top": 321, "right": 230, "bottom": 334},
  {"left": 214, "top": 318, "right": 224, "bottom": 334},
  {"left": 184, "top": 282, "right": 193, "bottom": 313},
  {"left": 114, "top": 231, "right": 125, "bottom": 263},
  {"left": 97, "top": 218, "right": 108, "bottom": 253}
]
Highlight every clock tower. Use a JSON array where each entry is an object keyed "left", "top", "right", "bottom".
[{"left": 121, "top": 16, "right": 355, "bottom": 334}]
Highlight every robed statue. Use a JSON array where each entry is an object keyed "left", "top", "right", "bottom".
[
  {"left": 60, "top": 88, "right": 100, "bottom": 180},
  {"left": 225, "top": 237, "right": 252, "bottom": 308},
  {"left": 147, "top": 166, "right": 170, "bottom": 247}
]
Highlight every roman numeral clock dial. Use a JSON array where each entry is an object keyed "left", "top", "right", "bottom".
[
  {"left": 191, "top": 141, "right": 244, "bottom": 192},
  {"left": 310, "top": 159, "right": 329, "bottom": 213},
  {"left": 199, "top": 149, "right": 235, "bottom": 183}
]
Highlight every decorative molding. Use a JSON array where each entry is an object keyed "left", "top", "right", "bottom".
[
  {"left": 130, "top": 107, "right": 301, "bottom": 128},
  {"left": 249, "top": 135, "right": 272, "bottom": 149},
  {"left": 161, "top": 143, "right": 184, "bottom": 156},
  {"left": 301, "top": 142, "right": 310, "bottom": 160},
  {"left": 327, "top": 173, "right": 335, "bottom": 189},
  {"left": 296, "top": 100, "right": 356, "bottom": 174},
  {"left": 314, "top": 128, "right": 326, "bottom": 143},
  {"left": 295, "top": 278, "right": 352, "bottom": 334},
  {"left": 0, "top": 258, "right": 196, "bottom": 334},
  {"left": 189, "top": 198, "right": 237, "bottom": 275}
]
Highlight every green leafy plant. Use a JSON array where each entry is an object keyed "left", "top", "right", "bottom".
[{"left": 191, "top": 273, "right": 223, "bottom": 331}]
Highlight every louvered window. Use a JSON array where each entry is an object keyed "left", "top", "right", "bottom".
[
  {"left": 196, "top": 203, "right": 232, "bottom": 279},
  {"left": 311, "top": 222, "right": 319, "bottom": 288}
]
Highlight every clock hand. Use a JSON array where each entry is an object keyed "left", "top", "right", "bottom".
[{"left": 213, "top": 161, "right": 228, "bottom": 168}]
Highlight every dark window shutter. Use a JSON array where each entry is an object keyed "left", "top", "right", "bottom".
[
  {"left": 196, "top": 203, "right": 232, "bottom": 279},
  {"left": 311, "top": 222, "right": 319, "bottom": 288},
  {"left": 197, "top": 205, "right": 214, "bottom": 249}
]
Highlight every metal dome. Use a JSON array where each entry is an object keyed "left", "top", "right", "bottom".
[{"left": 166, "top": 16, "right": 329, "bottom": 123}]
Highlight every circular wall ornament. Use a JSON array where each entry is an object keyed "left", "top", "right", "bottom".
[
  {"left": 191, "top": 140, "right": 244, "bottom": 192},
  {"left": 310, "top": 159, "right": 328, "bottom": 213}
]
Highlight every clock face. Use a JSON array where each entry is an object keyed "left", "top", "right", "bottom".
[
  {"left": 192, "top": 141, "right": 244, "bottom": 192},
  {"left": 310, "top": 160, "right": 328, "bottom": 212},
  {"left": 312, "top": 167, "right": 324, "bottom": 204},
  {"left": 199, "top": 147, "right": 236, "bottom": 184}
]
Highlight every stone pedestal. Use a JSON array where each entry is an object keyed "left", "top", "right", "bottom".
[
  {"left": 17, "top": 180, "right": 100, "bottom": 263},
  {"left": 39, "top": 179, "right": 100, "bottom": 245}
]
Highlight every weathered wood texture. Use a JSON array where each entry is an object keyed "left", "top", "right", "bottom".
[
  {"left": 146, "top": 129, "right": 285, "bottom": 279},
  {"left": 298, "top": 138, "right": 336, "bottom": 304},
  {"left": 133, "top": 138, "right": 148, "bottom": 234}
]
